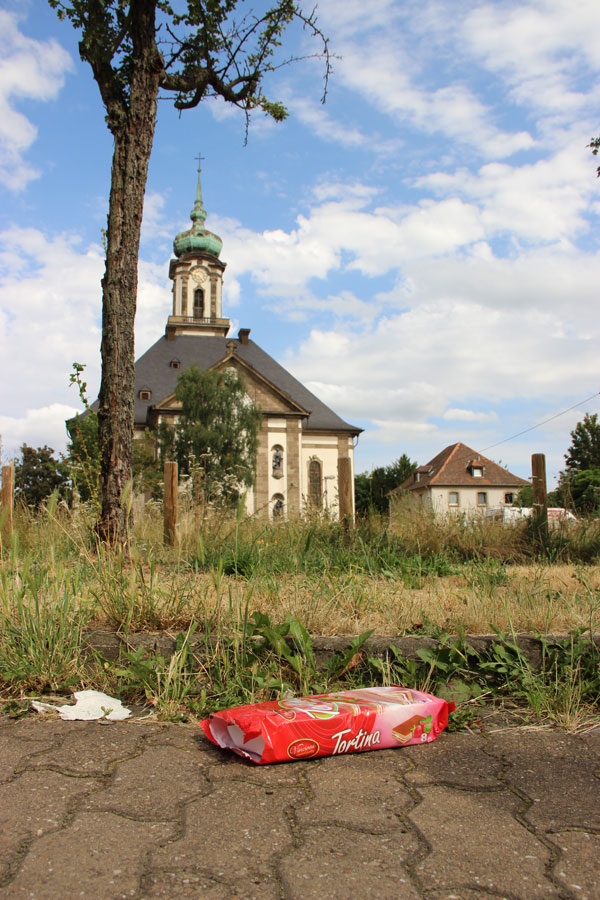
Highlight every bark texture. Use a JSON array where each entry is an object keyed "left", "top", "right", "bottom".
[{"left": 96, "top": 2, "right": 161, "bottom": 543}]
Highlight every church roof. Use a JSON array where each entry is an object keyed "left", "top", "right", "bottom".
[{"left": 134, "top": 333, "right": 362, "bottom": 434}]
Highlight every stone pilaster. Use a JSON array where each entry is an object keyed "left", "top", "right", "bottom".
[
  {"left": 255, "top": 419, "right": 270, "bottom": 518},
  {"left": 286, "top": 419, "right": 301, "bottom": 517}
]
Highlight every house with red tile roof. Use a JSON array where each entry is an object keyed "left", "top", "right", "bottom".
[{"left": 389, "top": 442, "right": 529, "bottom": 516}]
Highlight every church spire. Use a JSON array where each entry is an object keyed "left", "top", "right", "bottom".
[
  {"left": 190, "top": 153, "right": 207, "bottom": 226},
  {"left": 167, "top": 155, "right": 229, "bottom": 338},
  {"left": 173, "top": 154, "right": 223, "bottom": 259}
]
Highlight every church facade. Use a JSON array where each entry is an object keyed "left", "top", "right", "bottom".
[{"left": 133, "top": 162, "right": 361, "bottom": 519}]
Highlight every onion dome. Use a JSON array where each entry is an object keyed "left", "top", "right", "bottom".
[{"left": 173, "top": 157, "right": 223, "bottom": 258}]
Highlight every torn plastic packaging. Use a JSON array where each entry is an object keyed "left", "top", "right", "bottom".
[{"left": 201, "top": 686, "right": 454, "bottom": 765}]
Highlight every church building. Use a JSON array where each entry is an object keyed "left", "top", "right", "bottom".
[{"left": 133, "top": 161, "right": 362, "bottom": 519}]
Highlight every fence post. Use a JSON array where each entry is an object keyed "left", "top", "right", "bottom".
[
  {"left": 531, "top": 453, "right": 548, "bottom": 549},
  {"left": 163, "top": 460, "right": 178, "bottom": 547},
  {"left": 1, "top": 464, "right": 15, "bottom": 547},
  {"left": 338, "top": 457, "right": 353, "bottom": 545}
]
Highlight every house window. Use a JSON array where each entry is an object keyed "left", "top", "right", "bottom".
[
  {"left": 472, "top": 466, "right": 483, "bottom": 477},
  {"left": 271, "top": 493, "right": 284, "bottom": 518},
  {"left": 169, "top": 359, "right": 181, "bottom": 370},
  {"left": 477, "top": 491, "right": 488, "bottom": 507},
  {"left": 272, "top": 445, "right": 284, "bottom": 478},
  {"left": 504, "top": 492, "right": 514, "bottom": 504},
  {"left": 193, "top": 288, "right": 204, "bottom": 317},
  {"left": 139, "top": 390, "right": 152, "bottom": 401},
  {"left": 308, "top": 458, "right": 322, "bottom": 507},
  {"left": 449, "top": 491, "right": 459, "bottom": 507}
]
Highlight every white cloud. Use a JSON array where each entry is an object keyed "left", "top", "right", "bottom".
[
  {"left": 0, "top": 404, "right": 78, "bottom": 459},
  {"left": 0, "top": 11, "right": 73, "bottom": 190},
  {"left": 443, "top": 408, "right": 499, "bottom": 422},
  {"left": 0, "top": 226, "right": 172, "bottom": 454},
  {"left": 286, "top": 95, "right": 368, "bottom": 147},
  {"left": 418, "top": 137, "right": 596, "bottom": 244},
  {"left": 464, "top": 0, "right": 600, "bottom": 118}
]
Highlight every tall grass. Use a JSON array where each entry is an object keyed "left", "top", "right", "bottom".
[{"left": 0, "top": 497, "right": 599, "bottom": 726}]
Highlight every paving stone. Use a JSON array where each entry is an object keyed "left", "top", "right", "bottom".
[
  {"left": 580, "top": 727, "right": 600, "bottom": 756},
  {"left": 296, "top": 752, "right": 412, "bottom": 832},
  {"left": 487, "top": 733, "right": 600, "bottom": 831},
  {"left": 25, "top": 721, "right": 145, "bottom": 775},
  {"left": 145, "top": 724, "right": 207, "bottom": 752},
  {"left": 84, "top": 745, "right": 208, "bottom": 819},
  {"left": 2, "top": 719, "right": 67, "bottom": 741},
  {"left": 403, "top": 733, "right": 504, "bottom": 788},
  {"left": 0, "top": 770, "right": 99, "bottom": 881},
  {"left": 279, "top": 824, "right": 420, "bottom": 900},
  {"left": 409, "top": 785, "right": 560, "bottom": 899},
  {"left": 142, "top": 870, "right": 281, "bottom": 899},
  {"left": 487, "top": 729, "right": 599, "bottom": 761},
  {"left": 550, "top": 832, "right": 600, "bottom": 900},
  {"left": 427, "top": 891, "right": 514, "bottom": 899},
  {"left": 206, "top": 754, "right": 307, "bottom": 787},
  {"left": 0, "top": 811, "right": 173, "bottom": 900},
  {"left": 0, "top": 733, "right": 61, "bottom": 782},
  {"left": 151, "top": 781, "right": 301, "bottom": 880}
]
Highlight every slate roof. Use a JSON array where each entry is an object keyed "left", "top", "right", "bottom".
[
  {"left": 133, "top": 333, "right": 361, "bottom": 434},
  {"left": 392, "top": 442, "right": 529, "bottom": 494}
]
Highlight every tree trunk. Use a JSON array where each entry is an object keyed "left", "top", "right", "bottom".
[{"left": 96, "top": 2, "right": 161, "bottom": 544}]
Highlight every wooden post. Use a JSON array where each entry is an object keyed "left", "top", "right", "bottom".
[
  {"left": 531, "top": 453, "right": 548, "bottom": 548},
  {"left": 338, "top": 457, "right": 353, "bottom": 544},
  {"left": 163, "top": 461, "right": 178, "bottom": 547},
  {"left": 1, "top": 464, "right": 15, "bottom": 547}
]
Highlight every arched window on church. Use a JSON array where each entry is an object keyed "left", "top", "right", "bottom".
[
  {"left": 194, "top": 288, "right": 204, "bottom": 318},
  {"left": 308, "top": 458, "right": 322, "bottom": 508},
  {"left": 272, "top": 445, "right": 284, "bottom": 478},
  {"left": 271, "top": 493, "right": 284, "bottom": 519}
]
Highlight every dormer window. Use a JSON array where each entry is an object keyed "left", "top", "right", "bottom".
[
  {"left": 414, "top": 472, "right": 420, "bottom": 483},
  {"left": 469, "top": 461, "right": 484, "bottom": 477},
  {"left": 139, "top": 389, "right": 152, "bottom": 401}
]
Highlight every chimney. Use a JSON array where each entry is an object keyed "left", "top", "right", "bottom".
[{"left": 238, "top": 328, "right": 251, "bottom": 345}]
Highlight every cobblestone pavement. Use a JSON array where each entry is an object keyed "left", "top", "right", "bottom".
[{"left": 0, "top": 717, "right": 598, "bottom": 900}]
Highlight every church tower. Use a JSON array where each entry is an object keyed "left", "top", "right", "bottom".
[{"left": 166, "top": 157, "right": 230, "bottom": 339}]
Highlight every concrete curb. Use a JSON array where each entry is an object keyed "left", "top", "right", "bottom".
[{"left": 85, "top": 629, "right": 600, "bottom": 671}]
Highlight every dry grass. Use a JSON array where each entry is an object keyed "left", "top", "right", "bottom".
[
  {"left": 3, "top": 499, "right": 600, "bottom": 638},
  {"left": 77, "top": 563, "right": 600, "bottom": 636}
]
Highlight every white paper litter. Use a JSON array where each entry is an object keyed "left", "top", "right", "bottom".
[{"left": 32, "top": 690, "right": 131, "bottom": 721}]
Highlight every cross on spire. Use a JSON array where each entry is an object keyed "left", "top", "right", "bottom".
[{"left": 191, "top": 152, "right": 207, "bottom": 224}]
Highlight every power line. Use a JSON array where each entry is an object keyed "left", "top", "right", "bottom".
[{"left": 481, "top": 391, "right": 600, "bottom": 453}]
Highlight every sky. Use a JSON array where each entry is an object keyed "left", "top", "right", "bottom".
[{"left": 0, "top": 0, "right": 599, "bottom": 488}]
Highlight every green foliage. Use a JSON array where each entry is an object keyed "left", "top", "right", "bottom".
[
  {"left": 174, "top": 366, "right": 261, "bottom": 501},
  {"left": 565, "top": 413, "right": 600, "bottom": 471},
  {"left": 561, "top": 469, "right": 600, "bottom": 516},
  {"left": 590, "top": 135, "right": 600, "bottom": 177},
  {"left": 132, "top": 430, "right": 163, "bottom": 498},
  {"left": 48, "top": 0, "right": 330, "bottom": 130},
  {"left": 355, "top": 454, "right": 417, "bottom": 515},
  {"left": 516, "top": 484, "right": 560, "bottom": 508},
  {"left": 66, "top": 362, "right": 101, "bottom": 505},
  {"left": 0, "top": 559, "right": 91, "bottom": 692},
  {"left": 66, "top": 413, "right": 100, "bottom": 504},
  {"left": 13, "top": 445, "right": 70, "bottom": 508}
]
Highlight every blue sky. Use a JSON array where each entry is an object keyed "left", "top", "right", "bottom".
[{"left": 1, "top": 0, "right": 599, "bottom": 487}]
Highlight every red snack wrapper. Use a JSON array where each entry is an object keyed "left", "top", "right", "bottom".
[{"left": 200, "top": 686, "right": 454, "bottom": 765}]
